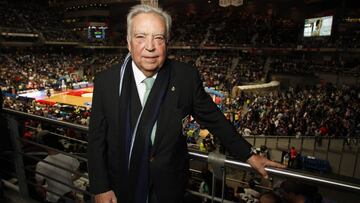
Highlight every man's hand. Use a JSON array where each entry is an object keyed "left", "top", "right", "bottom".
[
  {"left": 247, "top": 154, "right": 286, "bottom": 179},
  {"left": 95, "top": 190, "right": 117, "bottom": 203}
]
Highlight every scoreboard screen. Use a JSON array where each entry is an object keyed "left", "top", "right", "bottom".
[
  {"left": 88, "top": 26, "right": 107, "bottom": 41},
  {"left": 303, "top": 16, "right": 333, "bottom": 37}
]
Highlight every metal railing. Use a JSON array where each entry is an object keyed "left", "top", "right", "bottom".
[
  {"left": 2, "top": 107, "right": 360, "bottom": 202},
  {"left": 2, "top": 108, "right": 91, "bottom": 202},
  {"left": 189, "top": 151, "right": 360, "bottom": 191}
]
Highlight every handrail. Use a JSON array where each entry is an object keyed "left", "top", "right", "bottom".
[
  {"left": 244, "top": 135, "right": 360, "bottom": 139},
  {"left": 3, "top": 108, "right": 360, "bottom": 140},
  {"left": 189, "top": 151, "right": 360, "bottom": 192},
  {"left": 3, "top": 108, "right": 88, "bottom": 132},
  {"left": 26, "top": 125, "right": 88, "bottom": 144},
  {"left": 20, "top": 137, "right": 88, "bottom": 162},
  {"left": 3, "top": 107, "right": 360, "bottom": 192}
]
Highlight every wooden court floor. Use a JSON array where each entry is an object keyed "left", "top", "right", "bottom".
[{"left": 41, "top": 88, "right": 93, "bottom": 108}]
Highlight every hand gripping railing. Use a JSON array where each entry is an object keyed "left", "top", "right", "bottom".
[{"left": 188, "top": 151, "right": 360, "bottom": 192}]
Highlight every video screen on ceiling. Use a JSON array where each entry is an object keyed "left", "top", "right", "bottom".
[
  {"left": 303, "top": 16, "right": 333, "bottom": 37},
  {"left": 88, "top": 26, "right": 107, "bottom": 41}
]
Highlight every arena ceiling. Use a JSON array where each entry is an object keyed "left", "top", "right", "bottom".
[
  {"left": 54, "top": 0, "right": 359, "bottom": 21},
  {"left": 57, "top": 0, "right": 360, "bottom": 13}
]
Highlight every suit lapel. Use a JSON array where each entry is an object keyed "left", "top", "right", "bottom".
[
  {"left": 117, "top": 60, "right": 134, "bottom": 130},
  {"left": 114, "top": 64, "right": 122, "bottom": 141},
  {"left": 152, "top": 60, "right": 178, "bottom": 153},
  {"left": 130, "top": 73, "right": 142, "bottom": 131}
]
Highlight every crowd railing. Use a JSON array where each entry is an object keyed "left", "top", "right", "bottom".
[{"left": 2, "top": 107, "right": 360, "bottom": 202}]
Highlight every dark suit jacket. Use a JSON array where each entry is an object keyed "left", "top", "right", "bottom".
[{"left": 87, "top": 59, "right": 252, "bottom": 202}]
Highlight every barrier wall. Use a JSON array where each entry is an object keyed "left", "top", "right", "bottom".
[{"left": 245, "top": 136, "right": 360, "bottom": 178}]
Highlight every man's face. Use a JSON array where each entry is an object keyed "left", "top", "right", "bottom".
[{"left": 128, "top": 12, "right": 167, "bottom": 77}]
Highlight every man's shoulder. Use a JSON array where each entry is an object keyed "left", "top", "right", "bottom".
[
  {"left": 167, "top": 59, "right": 196, "bottom": 75},
  {"left": 94, "top": 63, "right": 121, "bottom": 81}
]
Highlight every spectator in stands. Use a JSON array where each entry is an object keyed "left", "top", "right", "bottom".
[
  {"left": 289, "top": 146, "right": 297, "bottom": 168},
  {"left": 35, "top": 130, "right": 80, "bottom": 203},
  {"left": 87, "top": 4, "right": 284, "bottom": 203},
  {"left": 258, "top": 191, "right": 281, "bottom": 203},
  {"left": 202, "top": 134, "right": 216, "bottom": 152},
  {"left": 279, "top": 180, "right": 322, "bottom": 203},
  {"left": 239, "top": 179, "right": 260, "bottom": 202},
  {"left": 199, "top": 168, "right": 212, "bottom": 203}
]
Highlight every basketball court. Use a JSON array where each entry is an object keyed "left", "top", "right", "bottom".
[{"left": 18, "top": 87, "right": 94, "bottom": 108}]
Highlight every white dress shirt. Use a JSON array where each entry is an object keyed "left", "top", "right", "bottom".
[
  {"left": 131, "top": 61, "right": 158, "bottom": 145},
  {"left": 132, "top": 61, "right": 157, "bottom": 107}
]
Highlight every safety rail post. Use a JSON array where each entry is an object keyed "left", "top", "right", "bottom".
[
  {"left": 7, "top": 115, "right": 29, "bottom": 197},
  {"left": 208, "top": 152, "right": 226, "bottom": 203}
]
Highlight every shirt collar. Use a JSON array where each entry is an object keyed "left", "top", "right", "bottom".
[{"left": 131, "top": 61, "right": 157, "bottom": 86}]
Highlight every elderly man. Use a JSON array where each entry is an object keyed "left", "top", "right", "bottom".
[{"left": 87, "top": 4, "right": 284, "bottom": 203}]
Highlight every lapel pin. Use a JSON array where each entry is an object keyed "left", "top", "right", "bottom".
[{"left": 171, "top": 86, "right": 175, "bottom": 91}]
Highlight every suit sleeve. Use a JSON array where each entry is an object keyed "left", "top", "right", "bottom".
[
  {"left": 87, "top": 75, "right": 111, "bottom": 194},
  {"left": 190, "top": 68, "right": 253, "bottom": 161}
]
